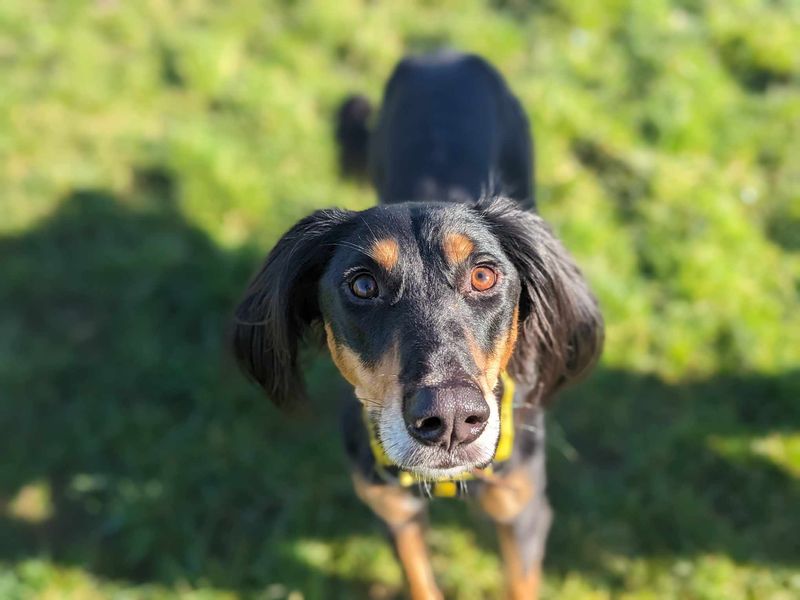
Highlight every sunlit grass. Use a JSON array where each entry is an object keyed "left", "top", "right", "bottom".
[{"left": 1, "top": 0, "right": 799, "bottom": 598}]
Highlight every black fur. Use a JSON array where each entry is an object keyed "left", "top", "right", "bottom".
[
  {"left": 335, "top": 94, "right": 372, "bottom": 179},
  {"left": 370, "top": 52, "right": 535, "bottom": 207},
  {"left": 232, "top": 208, "right": 355, "bottom": 408}
]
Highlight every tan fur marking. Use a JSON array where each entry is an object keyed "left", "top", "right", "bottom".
[
  {"left": 442, "top": 232, "right": 474, "bottom": 265},
  {"left": 466, "top": 329, "right": 487, "bottom": 373},
  {"left": 395, "top": 521, "right": 444, "bottom": 600},
  {"left": 466, "top": 305, "right": 520, "bottom": 396},
  {"left": 499, "top": 304, "right": 520, "bottom": 372},
  {"left": 352, "top": 472, "right": 443, "bottom": 600},
  {"left": 465, "top": 328, "right": 498, "bottom": 397},
  {"left": 371, "top": 238, "right": 400, "bottom": 271},
  {"left": 324, "top": 323, "right": 361, "bottom": 388},
  {"left": 352, "top": 471, "right": 424, "bottom": 527},
  {"left": 480, "top": 468, "right": 541, "bottom": 598},
  {"left": 324, "top": 323, "right": 401, "bottom": 407},
  {"left": 478, "top": 468, "right": 535, "bottom": 524},
  {"left": 484, "top": 335, "right": 506, "bottom": 392},
  {"left": 498, "top": 523, "right": 541, "bottom": 600}
]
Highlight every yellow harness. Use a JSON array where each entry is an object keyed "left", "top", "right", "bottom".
[{"left": 364, "top": 372, "right": 516, "bottom": 497}]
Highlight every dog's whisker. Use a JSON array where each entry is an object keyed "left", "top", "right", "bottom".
[
  {"left": 422, "top": 480, "right": 432, "bottom": 499},
  {"left": 359, "top": 215, "right": 380, "bottom": 247},
  {"left": 325, "top": 240, "right": 372, "bottom": 255}
]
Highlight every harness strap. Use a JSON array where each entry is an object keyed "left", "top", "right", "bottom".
[{"left": 364, "top": 372, "right": 516, "bottom": 497}]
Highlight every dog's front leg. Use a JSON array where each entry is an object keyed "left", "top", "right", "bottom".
[
  {"left": 479, "top": 468, "right": 552, "bottom": 600},
  {"left": 352, "top": 472, "right": 442, "bottom": 600}
]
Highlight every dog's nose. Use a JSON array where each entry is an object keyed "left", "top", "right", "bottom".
[{"left": 403, "top": 385, "right": 489, "bottom": 449}]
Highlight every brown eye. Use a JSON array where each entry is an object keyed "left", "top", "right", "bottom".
[
  {"left": 350, "top": 273, "right": 379, "bottom": 299},
  {"left": 470, "top": 266, "right": 497, "bottom": 292}
]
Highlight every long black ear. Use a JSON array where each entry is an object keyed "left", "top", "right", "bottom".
[
  {"left": 476, "top": 197, "right": 604, "bottom": 404},
  {"left": 233, "top": 209, "right": 355, "bottom": 409}
]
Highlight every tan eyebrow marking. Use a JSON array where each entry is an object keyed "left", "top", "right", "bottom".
[
  {"left": 442, "top": 232, "right": 475, "bottom": 265},
  {"left": 370, "top": 238, "right": 400, "bottom": 271}
]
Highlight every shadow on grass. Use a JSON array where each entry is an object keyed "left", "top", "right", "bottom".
[
  {"left": 544, "top": 367, "right": 800, "bottom": 589},
  {"left": 0, "top": 184, "right": 384, "bottom": 597},
  {"left": 0, "top": 185, "right": 798, "bottom": 597}
]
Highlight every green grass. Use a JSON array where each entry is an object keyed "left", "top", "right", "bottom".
[{"left": 1, "top": 0, "right": 799, "bottom": 598}]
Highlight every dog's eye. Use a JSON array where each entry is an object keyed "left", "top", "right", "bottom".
[
  {"left": 470, "top": 266, "right": 497, "bottom": 292},
  {"left": 350, "top": 273, "right": 379, "bottom": 299}
]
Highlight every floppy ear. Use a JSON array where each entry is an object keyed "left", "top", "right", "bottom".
[
  {"left": 233, "top": 209, "right": 355, "bottom": 409},
  {"left": 476, "top": 197, "right": 604, "bottom": 404}
]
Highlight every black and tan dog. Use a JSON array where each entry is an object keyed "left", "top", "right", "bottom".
[{"left": 234, "top": 51, "right": 603, "bottom": 599}]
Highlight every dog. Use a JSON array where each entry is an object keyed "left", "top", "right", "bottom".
[{"left": 233, "top": 51, "right": 603, "bottom": 599}]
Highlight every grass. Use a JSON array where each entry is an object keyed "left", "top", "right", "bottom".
[{"left": 1, "top": 0, "right": 799, "bottom": 598}]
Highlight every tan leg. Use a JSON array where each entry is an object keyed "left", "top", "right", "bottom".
[
  {"left": 497, "top": 523, "right": 541, "bottom": 600},
  {"left": 393, "top": 518, "right": 443, "bottom": 600},
  {"left": 352, "top": 472, "right": 443, "bottom": 600},
  {"left": 479, "top": 468, "right": 547, "bottom": 600}
]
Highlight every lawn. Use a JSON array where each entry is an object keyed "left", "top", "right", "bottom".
[{"left": 1, "top": 0, "right": 799, "bottom": 598}]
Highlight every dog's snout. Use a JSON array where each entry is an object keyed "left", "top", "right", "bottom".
[{"left": 403, "top": 385, "right": 489, "bottom": 449}]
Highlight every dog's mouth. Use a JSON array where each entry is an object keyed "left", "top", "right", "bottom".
[
  {"left": 398, "top": 453, "right": 492, "bottom": 480},
  {"left": 400, "top": 444, "right": 493, "bottom": 471}
]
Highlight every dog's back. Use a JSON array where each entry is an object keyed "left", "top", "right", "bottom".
[{"left": 337, "top": 52, "right": 535, "bottom": 208}]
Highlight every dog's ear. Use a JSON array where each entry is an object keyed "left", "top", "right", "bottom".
[
  {"left": 476, "top": 197, "right": 604, "bottom": 404},
  {"left": 233, "top": 209, "right": 355, "bottom": 409}
]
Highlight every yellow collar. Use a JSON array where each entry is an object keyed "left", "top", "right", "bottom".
[{"left": 363, "top": 371, "right": 516, "bottom": 497}]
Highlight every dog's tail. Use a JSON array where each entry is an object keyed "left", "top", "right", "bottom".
[{"left": 335, "top": 94, "right": 372, "bottom": 180}]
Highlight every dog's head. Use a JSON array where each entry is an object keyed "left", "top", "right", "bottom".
[{"left": 234, "top": 197, "right": 602, "bottom": 478}]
